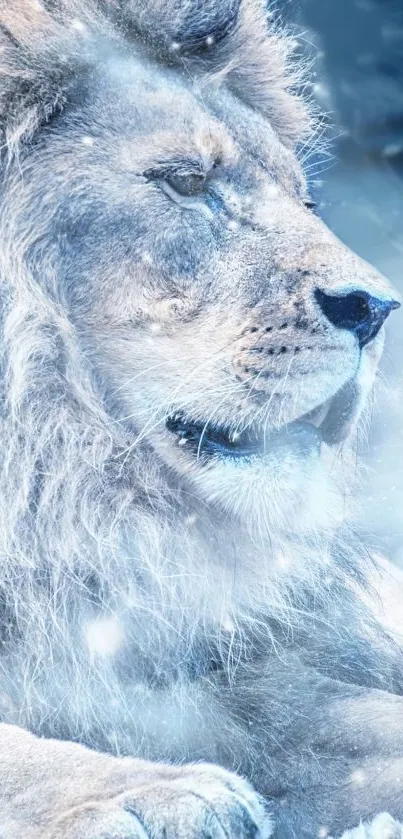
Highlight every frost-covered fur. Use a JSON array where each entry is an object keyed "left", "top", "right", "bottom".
[{"left": 0, "top": 2, "right": 402, "bottom": 838}]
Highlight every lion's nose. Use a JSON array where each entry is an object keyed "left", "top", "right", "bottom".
[{"left": 315, "top": 288, "right": 400, "bottom": 348}]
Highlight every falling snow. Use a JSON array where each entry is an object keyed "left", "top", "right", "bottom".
[
  {"left": 84, "top": 617, "right": 125, "bottom": 659},
  {"left": 71, "top": 18, "right": 86, "bottom": 32}
]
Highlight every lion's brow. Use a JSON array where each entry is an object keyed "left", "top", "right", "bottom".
[{"left": 118, "top": 126, "right": 237, "bottom": 176}]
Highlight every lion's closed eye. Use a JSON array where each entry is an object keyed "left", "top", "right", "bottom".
[
  {"left": 143, "top": 161, "right": 229, "bottom": 218},
  {"left": 143, "top": 155, "right": 223, "bottom": 199},
  {"left": 153, "top": 169, "right": 207, "bottom": 196}
]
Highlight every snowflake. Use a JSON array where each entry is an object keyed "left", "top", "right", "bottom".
[
  {"left": 71, "top": 19, "right": 87, "bottom": 34},
  {"left": 349, "top": 768, "right": 366, "bottom": 786},
  {"left": 84, "top": 617, "right": 125, "bottom": 658}
]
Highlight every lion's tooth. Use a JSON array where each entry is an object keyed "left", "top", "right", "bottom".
[{"left": 303, "top": 399, "right": 331, "bottom": 428}]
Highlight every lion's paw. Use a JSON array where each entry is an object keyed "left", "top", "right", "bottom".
[
  {"left": 339, "top": 813, "right": 403, "bottom": 839},
  {"left": 51, "top": 762, "right": 273, "bottom": 839}
]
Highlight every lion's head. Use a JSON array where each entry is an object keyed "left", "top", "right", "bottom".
[{"left": 0, "top": 0, "right": 400, "bottom": 548}]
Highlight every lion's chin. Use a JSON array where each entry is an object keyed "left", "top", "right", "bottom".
[{"left": 185, "top": 442, "right": 344, "bottom": 539}]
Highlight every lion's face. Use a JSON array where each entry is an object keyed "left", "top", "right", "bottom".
[{"left": 3, "top": 7, "right": 399, "bottom": 535}]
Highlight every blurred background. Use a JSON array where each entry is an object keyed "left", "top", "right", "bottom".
[{"left": 284, "top": 0, "right": 403, "bottom": 564}]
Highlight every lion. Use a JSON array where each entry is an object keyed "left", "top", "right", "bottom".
[{"left": 0, "top": 0, "right": 402, "bottom": 837}]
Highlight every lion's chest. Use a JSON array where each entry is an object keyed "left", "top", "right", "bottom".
[{"left": 0, "top": 585, "right": 243, "bottom": 760}]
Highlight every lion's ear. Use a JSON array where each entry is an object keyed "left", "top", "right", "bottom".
[{"left": 117, "top": 0, "right": 242, "bottom": 54}]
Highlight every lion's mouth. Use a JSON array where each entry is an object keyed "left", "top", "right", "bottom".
[
  {"left": 166, "top": 376, "right": 363, "bottom": 460},
  {"left": 166, "top": 413, "right": 323, "bottom": 459}
]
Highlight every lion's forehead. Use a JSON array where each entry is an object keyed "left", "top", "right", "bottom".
[{"left": 72, "top": 51, "right": 305, "bottom": 201}]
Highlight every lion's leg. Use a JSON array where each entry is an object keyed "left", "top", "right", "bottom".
[
  {"left": 199, "top": 654, "right": 403, "bottom": 839},
  {"left": 0, "top": 723, "right": 272, "bottom": 839},
  {"left": 338, "top": 813, "right": 403, "bottom": 839}
]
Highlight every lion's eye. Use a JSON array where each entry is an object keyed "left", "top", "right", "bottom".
[
  {"left": 144, "top": 165, "right": 208, "bottom": 201},
  {"left": 304, "top": 199, "right": 317, "bottom": 210},
  {"left": 163, "top": 172, "right": 206, "bottom": 196}
]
